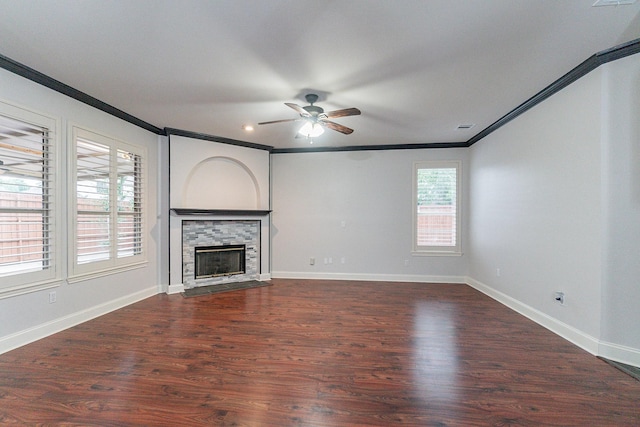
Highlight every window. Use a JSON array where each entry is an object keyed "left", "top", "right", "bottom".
[
  {"left": 71, "top": 127, "right": 145, "bottom": 278},
  {"left": 0, "top": 102, "right": 58, "bottom": 296},
  {"left": 413, "top": 161, "right": 461, "bottom": 255}
]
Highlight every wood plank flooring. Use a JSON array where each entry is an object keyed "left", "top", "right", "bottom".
[{"left": 0, "top": 279, "right": 638, "bottom": 426}]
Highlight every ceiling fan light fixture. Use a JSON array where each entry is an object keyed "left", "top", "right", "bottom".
[{"left": 298, "top": 121, "right": 324, "bottom": 138}]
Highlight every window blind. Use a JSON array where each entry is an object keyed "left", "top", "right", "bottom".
[
  {"left": 116, "top": 149, "right": 143, "bottom": 259},
  {"left": 76, "top": 138, "right": 111, "bottom": 264},
  {"left": 73, "top": 129, "right": 145, "bottom": 273},
  {"left": 0, "top": 114, "right": 54, "bottom": 277},
  {"left": 415, "top": 164, "right": 459, "bottom": 250}
]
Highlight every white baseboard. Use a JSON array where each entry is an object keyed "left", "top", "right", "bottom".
[
  {"left": 167, "top": 283, "right": 185, "bottom": 295},
  {"left": 465, "top": 276, "right": 600, "bottom": 355},
  {"left": 4, "top": 274, "right": 638, "bottom": 369},
  {"left": 271, "top": 271, "right": 467, "bottom": 284},
  {"left": 598, "top": 340, "right": 640, "bottom": 367},
  {"left": 259, "top": 273, "right": 272, "bottom": 281},
  {"left": 0, "top": 286, "right": 158, "bottom": 355}
]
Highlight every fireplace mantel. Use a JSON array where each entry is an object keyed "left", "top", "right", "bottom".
[{"left": 171, "top": 208, "right": 271, "bottom": 216}]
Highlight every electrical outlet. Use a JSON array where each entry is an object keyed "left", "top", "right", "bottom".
[
  {"left": 340, "top": 257, "right": 346, "bottom": 264},
  {"left": 49, "top": 291, "right": 56, "bottom": 304},
  {"left": 310, "top": 257, "right": 315, "bottom": 265},
  {"left": 404, "top": 259, "right": 410, "bottom": 266}
]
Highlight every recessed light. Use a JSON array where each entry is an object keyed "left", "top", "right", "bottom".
[
  {"left": 456, "top": 124, "right": 476, "bottom": 130},
  {"left": 242, "top": 124, "right": 254, "bottom": 132}
]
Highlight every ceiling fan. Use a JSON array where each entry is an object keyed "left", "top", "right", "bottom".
[{"left": 258, "top": 94, "right": 361, "bottom": 138}]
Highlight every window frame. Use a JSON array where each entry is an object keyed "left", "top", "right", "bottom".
[
  {"left": 69, "top": 126, "right": 147, "bottom": 281},
  {"left": 0, "top": 100, "right": 61, "bottom": 298},
  {"left": 412, "top": 160, "right": 462, "bottom": 256}
]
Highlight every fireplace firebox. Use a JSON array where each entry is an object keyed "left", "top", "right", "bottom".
[{"left": 194, "top": 244, "right": 246, "bottom": 279}]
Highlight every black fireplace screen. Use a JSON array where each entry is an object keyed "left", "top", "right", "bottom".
[{"left": 194, "top": 244, "right": 246, "bottom": 279}]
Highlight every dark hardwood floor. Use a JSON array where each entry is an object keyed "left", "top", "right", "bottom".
[{"left": 0, "top": 279, "right": 638, "bottom": 426}]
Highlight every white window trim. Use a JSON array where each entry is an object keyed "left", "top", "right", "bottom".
[
  {"left": 0, "top": 100, "right": 62, "bottom": 299},
  {"left": 412, "top": 160, "right": 462, "bottom": 256},
  {"left": 68, "top": 125, "right": 147, "bottom": 281}
]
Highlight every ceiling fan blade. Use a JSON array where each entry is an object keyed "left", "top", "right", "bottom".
[
  {"left": 258, "top": 118, "right": 300, "bottom": 125},
  {"left": 322, "top": 120, "right": 354, "bottom": 135},
  {"left": 325, "top": 107, "right": 361, "bottom": 119},
  {"left": 285, "top": 103, "right": 311, "bottom": 117}
]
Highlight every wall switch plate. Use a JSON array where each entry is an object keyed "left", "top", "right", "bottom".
[
  {"left": 554, "top": 291, "right": 565, "bottom": 305},
  {"left": 310, "top": 257, "right": 315, "bottom": 265}
]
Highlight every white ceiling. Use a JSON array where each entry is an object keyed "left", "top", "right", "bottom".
[{"left": 1, "top": 0, "right": 639, "bottom": 150}]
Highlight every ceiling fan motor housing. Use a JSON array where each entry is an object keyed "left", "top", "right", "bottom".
[
  {"left": 305, "top": 93, "right": 319, "bottom": 104},
  {"left": 303, "top": 94, "right": 323, "bottom": 117},
  {"left": 303, "top": 105, "right": 324, "bottom": 117}
]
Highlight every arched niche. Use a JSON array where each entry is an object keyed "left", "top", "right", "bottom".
[{"left": 182, "top": 156, "right": 260, "bottom": 209}]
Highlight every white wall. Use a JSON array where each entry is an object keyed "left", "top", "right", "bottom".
[
  {"left": 468, "top": 68, "right": 604, "bottom": 349},
  {"left": 0, "top": 68, "right": 160, "bottom": 354},
  {"left": 158, "top": 135, "right": 170, "bottom": 289},
  {"left": 167, "top": 135, "right": 272, "bottom": 293},
  {"left": 271, "top": 148, "right": 469, "bottom": 282},
  {"left": 169, "top": 135, "right": 269, "bottom": 210},
  {"left": 599, "top": 54, "right": 640, "bottom": 363},
  {"left": 270, "top": 57, "right": 640, "bottom": 366},
  {"left": 2, "top": 45, "right": 637, "bottom": 367},
  {"left": 468, "top": 53, "right": 640, "bottom": 366}
]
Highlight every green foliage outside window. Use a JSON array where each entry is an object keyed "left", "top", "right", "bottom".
[{"left": 416, "top": 168, "right": 456, "bottom": 206}]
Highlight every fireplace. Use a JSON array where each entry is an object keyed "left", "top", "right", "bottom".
[
  {"left": 179, "top": 219, "right": 260, "bottom": 289},
  {"left": 195, "top": 244, "right": 246, "bottom": 279},
  {"left": 166, "top": 135, "right": 271, "bottom": 295}
]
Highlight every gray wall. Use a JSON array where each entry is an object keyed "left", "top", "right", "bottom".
[
  {"left": 600, "top": 54, "right": 640, "bottom": 358},
  {"left": 470, "top": 54, "right": 640, "bottom": 366},
  {"left": 2, "top": 46, "right": 638, "bottom": 367},
  {"left": 468, "top": 68, "right": 604, "bottom": 342},
  {"left": 271, "top": 53, "right": 640, "bottom": 366},
  {"left": 0, "top": 68, "right": 161, "bottom": 353},
  {"left": 271, "top": 148, "right": 469, "bottom": 282}
]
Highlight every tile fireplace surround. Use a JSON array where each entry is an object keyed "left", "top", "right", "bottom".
[
  {"left": 168, "top": 210, "right": 270, "bottom": 294},
  {"left": 182, "top": 219, "right": 258, "bottom": 288}
]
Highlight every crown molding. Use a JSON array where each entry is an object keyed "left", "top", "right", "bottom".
[
  {"left": 2, "top": 37, "right": 638, "bottom": 151},
  {"left": 164, "top": 128, "right": 272, "bottom": 152},
  {"left": 0, "top": 53, "right": 163, "bottom": 135},
  {"left": 467, "top": 38, "right": 640, "bottom": 146},
  {"left": 271, "top": 141, "right": 467, "bottom": 154}
]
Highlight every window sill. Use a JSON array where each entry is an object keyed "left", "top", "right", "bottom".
[
  {"left": 68, "top": 260, "right": 148, "bottom": 284},
  {"left": 412, "top": 250, "right": 463, "bottom": 257},
  {"left": 0, "top": 279, "right": 61, "bottom": 300}
]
